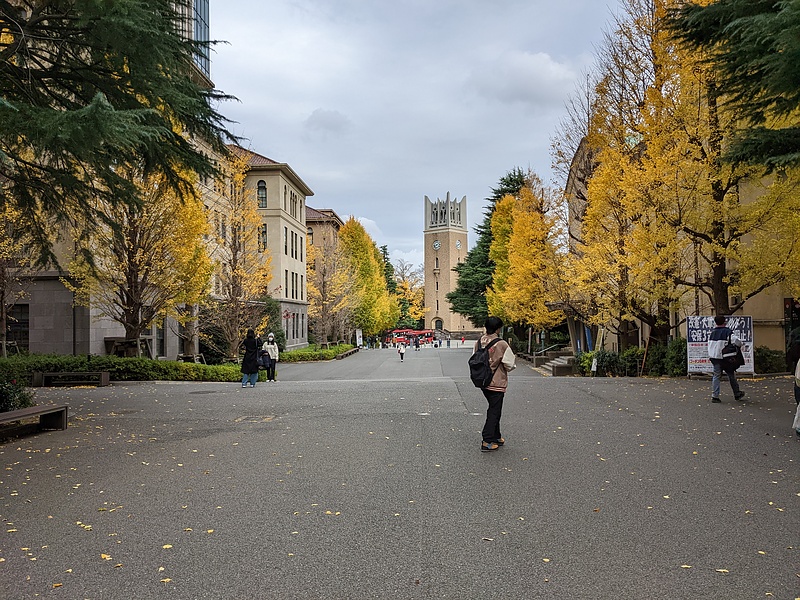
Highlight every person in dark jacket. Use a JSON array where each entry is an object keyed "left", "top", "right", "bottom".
[
  {"left": 707, "top": 315, "right": 744, "bottom": 403},
  {"left": 240, "top": 329, "right": 260, "bottom": 388}
]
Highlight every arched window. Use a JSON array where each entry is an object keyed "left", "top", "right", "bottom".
[
  {"left": 257, "top": 181, "right": 267, "bottom": 208},
  {"left": 434, "top": 319, "right": 444, "bottom": 331},
  {"left": 307, "top": 226, "right": 313, "bottom": 246}
]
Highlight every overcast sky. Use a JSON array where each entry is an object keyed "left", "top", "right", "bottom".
[{"left": 209, "top": 0, "right": 620, "bottom": 267}]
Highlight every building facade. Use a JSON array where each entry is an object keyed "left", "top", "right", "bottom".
[
  {"left": 231, "top": 146, "right": 313, "bottom": 351},
  {"left": 423, "top": 193, "right": 470, "bottom": 334}
]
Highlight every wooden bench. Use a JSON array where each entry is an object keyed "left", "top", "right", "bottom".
[
  {"left": 335, "top": 348, "right": 360, "bottom": 360},
  {"left": 0, "top": 404, "right": 69, "bottom": 430},
  {"left": 31, "top": 371, "right": 110, "bottom": 387}
]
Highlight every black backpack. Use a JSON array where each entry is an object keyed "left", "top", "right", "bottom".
[
  {"left": 469, "top": 338, "right": 502, "bottom": 388},
  {"left": 720, "top": 333, "right": 744, "bottom": 371}
]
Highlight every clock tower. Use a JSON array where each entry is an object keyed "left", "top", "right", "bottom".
[{"left": 423, "top": 192, "right": 469, "bottom": 334}]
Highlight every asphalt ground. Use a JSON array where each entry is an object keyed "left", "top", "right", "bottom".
[{"left": 1, "top": 346, "right": 798, "bottom": 599}]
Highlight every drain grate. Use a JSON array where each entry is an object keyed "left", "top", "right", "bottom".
[{"left": 234, "top": 415, "right": 276, "bottom": 423}]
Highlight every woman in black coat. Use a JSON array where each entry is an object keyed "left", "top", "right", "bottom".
[{"left": 240, "top": 329, "right": 260, "bottom": 388}]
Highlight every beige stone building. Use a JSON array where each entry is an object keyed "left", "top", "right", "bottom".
[
  {"left": 423, "top": 193, "right": 470, "bottom": 335},
  {"left": 231, "top": 146, "right": 314, "bottom": 351},
  {"left": 306, "top": 207, "right": 345, "bottom": 248}
]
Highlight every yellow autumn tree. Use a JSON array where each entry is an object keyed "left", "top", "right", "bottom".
[
  {"left": 306, "top": 236, "right": 357, "bottom": 343},
  {"left": 393, "top": 259, "right": 426, "bottom": 329},
  {"left": 569, "top": 0, "right": 800, "bottom": 345},
  {"left": 66, "top": 168, "right": 213, "bottom": 354},
  {"left": 338, "top": 218, "right": 398, "bottom": 336},
  {"left": 499, "top": 183, "right": 566, "bottom": 330},
  {"left": 485, "top": 194, "right": 514, "bottom": 322},
  {"left": 201, "top": 149, "right": 273, "bottom": 359}
]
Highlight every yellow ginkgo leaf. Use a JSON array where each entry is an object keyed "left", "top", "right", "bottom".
[
  {"left": 53, "top": 583, "right": 63, "bottom": 588},
  {"left": 160, "top": 578, "right": 172, "bottom": 583},
  {"left": 715, "top": 569, "right": 729, "bottom": 574},
  {"left": 100, "top": 554, "right": 112, "bottom": 560},
  {"left": 680, "top": 565, "right": 692, "bottom": 569},
  {"left": 162, "top": 544, "right": 173, "bottom": 549}
]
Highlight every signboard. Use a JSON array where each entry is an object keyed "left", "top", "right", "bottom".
[
  {"left": 686, "top": 315, "right": 754, "bottom": 374},
  {"left": 355, "top": 329, "right": 363, "bottom": 348}
]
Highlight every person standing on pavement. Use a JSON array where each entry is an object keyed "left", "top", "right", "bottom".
[
  {"left": 262, "top": 332, "right": 280, "bottom": 383},
  {"left": 707, "top": 315, "right": 745, "bottom": 403},
  {"left": 398, "top": 342, "right": 406, "bottom": 361},
  {"left": 475, "top": 316, "right": 516, "bottom": 452},
  {"left": 240, "top": 329, "right": 260, "bottom": 388}
]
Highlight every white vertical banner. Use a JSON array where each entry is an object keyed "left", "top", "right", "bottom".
[
  {"left": 687, "top": 316, "right": 754, "bottom": 374},
  {"left": 356, "top": 329, "right": 363, "bottom": 348}
]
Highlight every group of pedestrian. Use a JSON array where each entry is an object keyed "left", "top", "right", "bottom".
[{"left": 240, "top": 329, "right": 280, "bottom": 388}]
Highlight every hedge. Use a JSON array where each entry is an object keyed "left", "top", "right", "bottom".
[{"left": 0, "top": 344, "right": 356, "bottom": 386}]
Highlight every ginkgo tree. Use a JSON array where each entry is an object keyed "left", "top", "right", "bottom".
[
  {"left": 561, "top": 0, "right": 800, "bottom": 348},
  {"left": 65, "top": 168, "right": 213, "bottom": 355},
  {"left": 337, "top": 218, "right": 399, "bottom": 337},
  {"left": 200, "top": 150, "right": 273, "bottom": 360},
  {"left": 393, "top": 259, "right": 425, "bottom": 330},
  {"left": 496, "top": 182, "right": 566, "bottom": 331},
  {"left": 306, "top": 234, "right": 357, "bottom": 344}
]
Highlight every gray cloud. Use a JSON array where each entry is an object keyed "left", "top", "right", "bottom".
[{"left": 210, "top": 1, "right": 621, "bottom": 261}]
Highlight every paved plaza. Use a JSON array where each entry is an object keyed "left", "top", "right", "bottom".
[{"left": 1, "top": 347, "right": 798, "bottom": 599}]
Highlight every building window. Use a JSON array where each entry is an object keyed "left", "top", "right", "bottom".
[
  {"left": 284, "top": 186, "right": 287, "bottom": 211},
  {"left": 307, "top": 227, "right": 313, "bottom": 246},
  {"left": 300, "top": 275, "right": 304, "bottom": 300},
  {"left": 221, "top": 215, "right": 227, "bottom": 242},
  {"left": 434, "top": 257, "right": 439, "bottom": 269},
  {"left": 435, "top": 281, "right": 439, "bottom": 291},
  {"left": 192, "top": 0, "right": 210, "bottom": 78},
  {"left": 285, "top": 270, "right": 289, "bottom": 298},
  {"left": 284, "top": 227, "right": 288, "bottom": 255},
  {"left": 257, "top": 180, "right": 267, "bottom": 208},
  {"left": 8, "top": 304, "right": 29, "bottom": 352},
  {"left": 157, "top": 320, "right": 165, "bottom": 357},
  {"left": 300, "top": 236, "right": 304, "bottom": 262},
  {"left": 258, "top": 224, "right": 268, "bottom": 252}
]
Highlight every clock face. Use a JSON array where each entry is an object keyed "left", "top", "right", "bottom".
[
  {"left": 432, "top": 240, "right": 441, "bottom": 250},
  {"left": 455, "top": 240, "right": 462, "bottom": 249}
]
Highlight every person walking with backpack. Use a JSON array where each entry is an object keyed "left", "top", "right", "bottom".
[
  {"left": 472, "top": 316, "right": 516, "bottom": 452},
  {"left": 708, "top": 315, "right": 745, "bottom": 403}
]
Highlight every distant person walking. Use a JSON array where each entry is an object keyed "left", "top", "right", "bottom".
[
  {"left": 240, "top": 329, "right": 260, "bottom": 388},
  {"left": 708, "top": 315, "right": 745, "bottom": 403},
  {"left": 262, "top": 332, "right": 280, "bottom": 383},
  {"left": 474, "top": 316, "right": 516, "bottom": 452},
  {"left": 414, "top": 337, "right": 420, "bottom": 351},
  {"left": 398, "top": 343, "right": 406, "bottom": 362}
]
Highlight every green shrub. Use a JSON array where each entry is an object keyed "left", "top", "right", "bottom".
[
  {"left": 644, "top": 343, "right": 667, "bottom": 376},
  {"left": 665, "top": 337, "right": 688, "bottom": 377},
  {"left": 593, "top": 349, "right": 620, "bottom": 376},
  {"left": 576, "top": 351, "right": 595, "bottom": 375},
  {"left": 0, "top": 378, "right": 34, "bottom": 412},
  {"left": 619, "top": 346, "right": 645, "bottom": 376},
  {"left": 754, "top": 346, "right": 785, "bottom": 373},
  {"left": 281, "top": 344, "right": 355, "bottom": 363}
]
